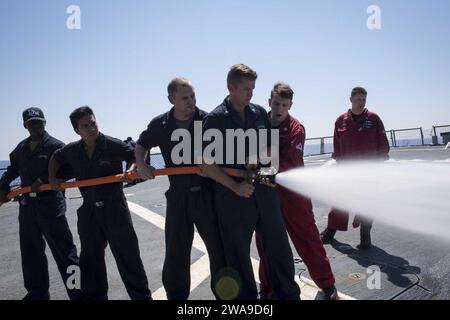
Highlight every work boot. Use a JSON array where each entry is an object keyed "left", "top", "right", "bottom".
[
  {"left": 357, "top": 224, "right": 372, "bottom": 250},
  {"left": 322, "top": 285, "right": 338, "bottom": 300},
  {"left": 320, "top": 228, "right": 336, "bottom": 244},
  {"left": 259, "top": 290, "right": 276, "bottom": 300},
  {"left": 22, "top": 291, "right": 50, "bottom": 301}
]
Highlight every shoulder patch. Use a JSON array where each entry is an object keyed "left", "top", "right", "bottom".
[{"left": 362, "top": 119, "right": 375, "bottom": 129}]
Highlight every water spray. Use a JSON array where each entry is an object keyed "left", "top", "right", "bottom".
[{"left": 275, "top": 161, "right": 450, "bottom": 242}]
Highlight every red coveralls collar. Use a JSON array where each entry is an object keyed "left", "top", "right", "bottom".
[
  {"left": 268, "top": 112, "right": 292, "bottom": 131},
  {"left": 345, "top": 108, "right": 369, "bottom": 120}
]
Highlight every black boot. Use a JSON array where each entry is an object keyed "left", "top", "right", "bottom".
[
  {"left": 22, "top": 291, "right": 50, "bottom": 300},
  {"left": 323, "top": 285, "right": 338, "bottom": 300},
  {"left": 320, "top": 228, "right": 336, "bottom": 244},
  {"left": 259, "top": 290, "right": 277, "bottom": 300},
  {"left": 357, "top": 224, "right": 372, "bottom": 250}
]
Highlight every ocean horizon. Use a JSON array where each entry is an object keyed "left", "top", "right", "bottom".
[{"left": 1, "top": 137, "right": 441, "bottom": 188}]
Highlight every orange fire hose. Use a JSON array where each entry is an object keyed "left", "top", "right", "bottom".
[{"left": 0, "top": 167, "right": 244, "bottom": 208}]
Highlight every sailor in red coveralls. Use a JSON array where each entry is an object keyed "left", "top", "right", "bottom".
[
  {"left": 256, "top": 83, "right": 338, "bottom": 300},
  {"left": 320, "top": 87, "right": 390, "bottom": 250}
]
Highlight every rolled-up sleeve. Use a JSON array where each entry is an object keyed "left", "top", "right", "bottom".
[{"left": 137, "top": 120, "right": 159, "bottom": 150}]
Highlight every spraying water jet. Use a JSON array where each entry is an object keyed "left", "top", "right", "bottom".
[{"left": 275, "top": 161, "right": 450, "bottom": 242}]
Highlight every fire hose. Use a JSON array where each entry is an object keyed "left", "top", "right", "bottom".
[{"left": 0, "top": 166, "right": 277, "bottom": 208}]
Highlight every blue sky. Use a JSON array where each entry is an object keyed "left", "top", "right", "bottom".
[{"left": 1, "top": 0, "right": 450, "bottom": 159}]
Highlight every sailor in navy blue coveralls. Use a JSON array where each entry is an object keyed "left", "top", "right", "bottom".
[
  {"left": 202, "top": 96, "right": 300, "bottom": 300},
  {"left": 136, "top": 84, "right": 225, "bottom": 300},
  {"left": 50, "top": 107, "right": 151, "bottom": 300},
  {"left": 0, "top": 108, "right": 82, "bottom": 300}
]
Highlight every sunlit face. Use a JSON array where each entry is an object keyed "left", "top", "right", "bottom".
[
  {"left": 350, "top": 93, "right": 367, "bottom": 110},
  {"left": 75, "top": 114, "right": 99, "bottom": 143},
  {"left": 269, "top": 94, "right": 293, "bottom": 126},
  {"left": 169, "top": 85, "right": 196, "bottom": 119},
  {"left": 228, "top": 78, "right": 255, "bottom": 108},
  {"left": 25, "top": 119, "right": 46, "bottom": 137}
]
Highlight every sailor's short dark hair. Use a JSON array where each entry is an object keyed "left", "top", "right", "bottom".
[
  {"left": 271, "top": 82, "right": 294, "bottom": 100},
  {"left": 227, "top": 64, "right": 258, "bottom": 87},
  {"left": 351, "top": 87, "right": 367, "bottom": 97},
  {"left": 70, "top": 106, "right": 95, "bottom": 130}
]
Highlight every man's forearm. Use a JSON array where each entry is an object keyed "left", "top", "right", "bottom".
[
  {"left": 48, "top": 155, "right": 61, "bottom": 180},
  {"left": 135, "top": 144, "right": 149, "bottom": 168},
  {"left": 0, "top": 165, "right": 18, "bottom": 192},
  {"left": 0, "top": 175, "right": 12, "bottom": 192},
  {"left": 199, "top": 163, "right": 237, "bottom": 192}
]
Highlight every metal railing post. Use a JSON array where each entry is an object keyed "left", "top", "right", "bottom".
[
  {"left": 389, "top": 130, "right": 394, "bottom": 147},
  {"left": 392, "top": 130, "right": 397, "bottom": 147}
]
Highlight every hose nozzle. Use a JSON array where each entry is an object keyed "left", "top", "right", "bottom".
[{"left": 245, "top": 167, "right": 278, "bottom": 183}]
